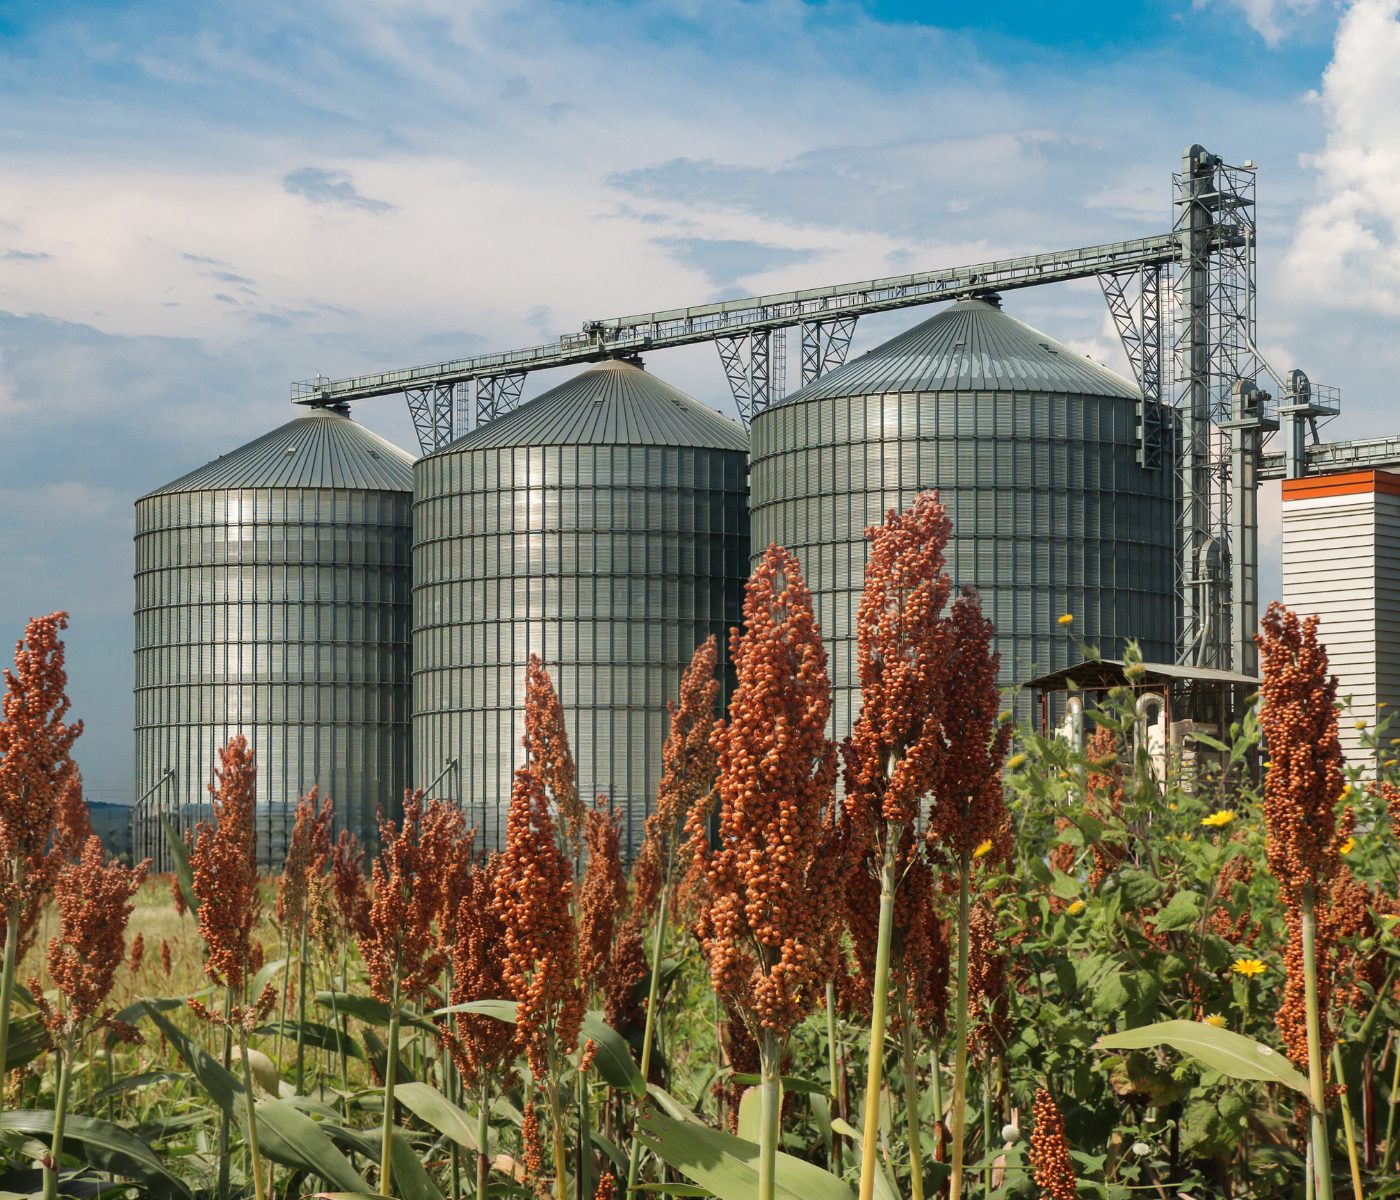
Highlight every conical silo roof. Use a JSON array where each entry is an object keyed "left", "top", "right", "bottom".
[
  {"left": 778, "top": 297, "right": 1139, "bottom": 404},
  {"left": 443, "top": 359, "right": 748, "bottom": 453},
  {"left": 143, "top": 408, "right": 415, "bottom": 497}
]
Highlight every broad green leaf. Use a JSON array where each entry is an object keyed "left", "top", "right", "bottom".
[
  {"left": 1116, "top": 869, "right": 1165, "bottom": 911},
  {"left": 316, "top": 991, "right": 437, "bottom": 1031},
  {"left": 729, "top": 1073, "right": 829, "bottom": 1097},
  {"left": 647, "top": 1083, "right": 704, "bottom": 1125},
  {"left": 258, "top": 1018, "right": 366, "bottom": 1061},
  {"left": 394, "top": 1081, "right": 479, "bottom": 1150},
  {"left": 828, "top": 1119, "right": 900, "bottom": 1200},
  {"left": 1050, "top": 871, "right": 1081, "bottom": 901},
  {"left": 92, "top": 1070, "right": 185, "bottom": 1104},
  {"left": 631, "top": 1187, "right": 712, "bottom": 1196},
  {"left": 736, "top": 1086, "right": 764, "bottom": 1144},
  {"left": 250, "top": 956, "right": 289, "bottom": 1004},
  {"left": 433, "top": 998, "right": 518, "bottom": 1025},
  {"left": 1092, "top": 970, "right": 1130, "bottom": 1019},
  {"left": 1151, "top": 890, "right": 1203, "bottom": 932},
  {"left": 159, "top": 812, "right": 199, "bottom": 915},
  {"left": 141, "top": 1000, "right": 244, "bottom": 1115},
  {"left": 362, "top": 1028, "right": 417, "bottom": 1086},
  {"left": 3, "top": 1011, "right": 49, "bottom": 1072},
  {"left": 1094, "top": 1019, "right": 1310, "bottom": 1096},
  {"left": 253, "top": 1097, "right": 371, "bottom": 1190},
  {"left": 389, "top": 1129, "right": 448, "bottom": 1200},
  {"left": 591, "top": 1129, "right": 627, "bottom": 1174},
  {"left": 581, "top": 1010, "right": 644, "bottom": 1096},
  {"left": 637, "top": 1111, "right": 855, "bottom": 1200},
  {"left": 0, "top": 1109, "right": 192, "bottom": 1199}
]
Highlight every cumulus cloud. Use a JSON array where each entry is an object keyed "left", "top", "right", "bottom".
[
  {"left": 650, "top": 237, "right": 825, "bottom": 294},
  {"left": 1286, "top": 1, "right": 1400, "bottom": 314},
  {"left": 282, "top": 166, "right": 395, "bottom": 212},
  {"left": 3, "top": 248, "right": 53, "bottom": 261}
]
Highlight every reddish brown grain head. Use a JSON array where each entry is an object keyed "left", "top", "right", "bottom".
[
  {"left": 524, "top": 655, "right": 582, "bottom": 858},
  {"left": 160, "top": 937, "right": 172, "bottom": 976},
  {"left": 846, "top": 492, "right": 955, "bottom": 837},
  {"left": 128, "top": 930, "right": 145, "bottom": 975},
  {"left": 1256, "top": 603, "right": 1347, "bottom": 902},
  {"left": 0, "top": 613, "right": 83, "bottom": 882},
  {"left": 637, "top": 636, "right": 721, "bottom": 919},
  {"left": 361, "top": 791, "right": 448, "bottom": 1006},
  {"left": 1029, "top": 1088, "right": 1077, "bottom": 1200},
  {"left": 36, "top": 835, "right": 148, "bottom": 1038},
  {"left": 698, "top": 544, "right": 843, "bottom": 1046},
  {"left": 579, "top": 798, "right": 627, "bottom": 993},
  {"left": 495, "top": 765, "right": 583, "bottom": 1081},
  {"left": 444, "top": 852, "right": 517, "bottom": 1090},
  {"left": 277, "top": 787, "right": 334, "bottom": 930},
  {"left": 330, "top": 828, "right": 371, "bottom": 942},
  {"left": 926, "top": 586, "right": 1011, "bottom": 863},
  {"left": 190, "top": 736, "right": 260, "bottom": 996}
]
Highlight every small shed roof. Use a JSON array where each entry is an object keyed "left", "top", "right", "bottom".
[{"left": 1023, "top": 659, "right": 1259, "bottom": 692}]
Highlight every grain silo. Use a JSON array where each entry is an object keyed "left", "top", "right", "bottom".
[
  {"left": 414, "top": 358, "right": 749, "bottom": 857},
  {"left": 750, "top": 296, "right": 1177, "bottom": 733},
  {"left": 133, "top": 407, "right": 414, "bottom": 869}
]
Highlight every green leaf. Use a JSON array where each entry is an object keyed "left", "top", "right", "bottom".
[
  {"left": 257, "top": 1019, "right": 366, "bottom": 1060},
  {"left": 581, "top": 1010, "right": 644, "bottom": 1096},
  {"left": 1050, "top": 871, "right": 1081, "bottom": 901},
  {"left": 92, "top": 1070, "right": 185, "bottom": 1104},
  {"left": 1151, "top": 890, "right": 1203, "bottom": 932},
  {"left": 736, "top": 1086, "right": 764, "bottom": 1144},
  {"left": 389, "top": 1129, "right": 447, "bottom": 1200},
  {"left": 637, "top": 1111, "right": 855, "bottom": 1200},
  {"left": 317, "top": 992, "right": 437, "bottom": 1031},
  {"left": 141, "top": 1000, "right": 244, "bottom": 1115},
  {"left": 1094, "top": 1020, "right": 1310, "bottom": 1096},
  {"left": 1116, "top": 869, "right": 1165, "bottom": 911},
  {"left": 159, "top": 812, "right": 199, "bottom": 915},
  {"left": 0, "top": 1109, "right": 192, "bottom": 1199},
  {"left": 3, "top": 1011, "right": 49, "bottom": 1072},
  {"left": 1092, "top": 970, "right": 1130, "bottom": 1019},
  {"left": 432, "top": 998, "right": 518, "bottom": 1025},
  {"left": 829, "top": 1118, "right": 900, "bottom": 1200},
  {"left": 631, "top": 1187, "right": 713, "bottom": 1196},
  {"left": 250, "top": 956, "right": 289, "bottom": 1004},
  {"left": 362, "top": 1027, "right": 417, "bottom": 1086},
  {"left": 253, "top": 1098, "right": 372, "bottom": 1190},
  {"left": 729, "top": 1073, "right": 830, "bottom": 1097},
  {"left": 393, "top": 1081, "right": 479, "bottom": 1150}
]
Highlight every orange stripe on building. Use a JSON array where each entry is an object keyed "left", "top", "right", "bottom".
[{"left": 1282, "top": 470, "right": 1400, "bottom": 501}]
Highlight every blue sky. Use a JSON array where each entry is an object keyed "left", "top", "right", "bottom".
[{"left": 3, "top": 0, "right": 1399, "bottom": 804}]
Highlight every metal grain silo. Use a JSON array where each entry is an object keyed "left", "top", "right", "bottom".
[
  {"left": 750, "top": 296, "right": 1177, "bottom": 732},
  {"left": 133, "top": 407, "right": 414, "bottom": 869},
  {"left": 414, "top": 358, "right": 749, "bottom": 857}
]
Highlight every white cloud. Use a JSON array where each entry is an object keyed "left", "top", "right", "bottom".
[
  {"left": 1285, "top": 1, "right": 1400, "bottom": 313},
  {"left": 1208, "top": 0, "right": 1324, "bottom": 45}
]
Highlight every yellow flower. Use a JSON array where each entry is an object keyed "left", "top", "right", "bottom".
[
  {"left": 997, "top": 710, "right": 1013, "bottom": 723},
  {"left": 1168, "top": 802, "right": 1178, "bottom": 812},
  {"left": 1058, "top": 613, "right": 1074, "bottom": 626},
  {"left": 1007, "top": 753, "right": 1027, "bottom": 770},
  {"left": 1232, "top": 958, "right": 1266, "bottom": 978},
  {"left": 1355, "top": 719, "right": 1368, "bottom": 730},
  {"left": 1204, "top": 1014, "right": 1227, "bottom": 1028},
  {"left": 1340, "top": 836, "right": 1356, "bottom": 855},
  {"left": 1385, "top": 759, "right": 1397, "bottom": 768},
  {"left": 1180, "top": 833, "right": 1193, "bottom": 842},
  {"left": 1379, "top": 702, "right": 1389, "bottom": 709},
  {"left": 973, "top": 839, "right": 994, "bottom": 860},
  {"left": 1201, "top": 810, "right": 1236, "bottom": 829},
  {"left": 1066, "top": 900, "right": 1086, "bottom": 915}
]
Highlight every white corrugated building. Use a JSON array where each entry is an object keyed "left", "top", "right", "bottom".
[{"left": 1281, "top": 468, "right": 1400, "bottom": 768}]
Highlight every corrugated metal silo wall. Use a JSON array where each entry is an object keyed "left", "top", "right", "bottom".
[
  {"left": 413, "top": 442, "right": 750, "bottom": 859},
  {"left": 749, "top": 390, "right": 1178, "bottom": 735},
  {"left": 133, "top": 487, "right": 413, "bottom": 869}
]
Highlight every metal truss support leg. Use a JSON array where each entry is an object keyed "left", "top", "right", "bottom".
[
  {"left": 476, "top": 373, "right": 526, "bottom": 426},
  {"left": 1101, "top": 265, "right": 1163, "bottom": 469},
  {"left": 405, "top": 383, "right": 455, "bottom": 456},
  {"left": 799, "top": 316, "right": 857, "bottom": 386},
  {"left": 717, "top": 330, "right": 789, "bottom": 427}
]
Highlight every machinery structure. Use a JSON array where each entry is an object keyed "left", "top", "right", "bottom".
[{"left": 293, "top": 144, "right": 1400, "bottom": 684}]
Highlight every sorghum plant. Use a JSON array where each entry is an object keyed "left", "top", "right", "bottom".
[
  {"left": 1257, "top": 603, "right": 1349, "bottom": 1199},
  {"left": 0, "top": 613, "right": 82, "bottom": 1079},
  {"left": 188, "top": 735, "right": 273, "bottom": 1200},
  {"left": 697, "top": 544, "right": 844, "bottom": 1200},
  {"left": 1029, "top": 1088, "right": 1077, "bottom": 1200},
  {"left": 361, "top": 791, "right": 449, "bottom": 1196},
  {"left": 496, "top": 765, "right": 583, "bottom": 1200},
  {"left": 625, "top": 636, "right": 721, "bottom": 1190},
  {"left": 524, "top": 655, "right": 584, "bottom": 861},
  {"left": 32, "top": 835, "right": 147, "bottom": 1200},
  {"left": 276, "top": 787, "right": 333, "bottom": 1093}
]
